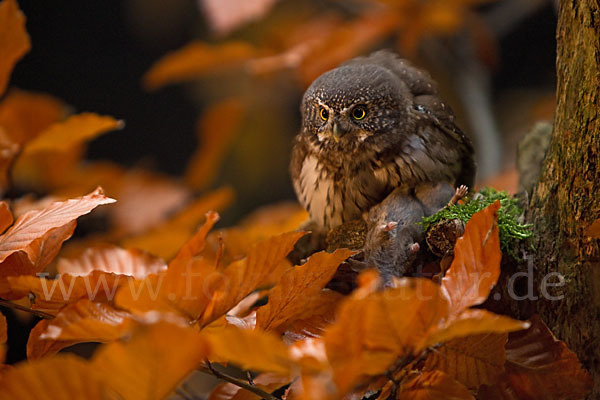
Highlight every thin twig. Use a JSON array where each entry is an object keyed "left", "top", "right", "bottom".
[
  {"left": 0, "top": 298, "right": 54, "bottom": 319},
  {"left": 199, "top": 361, "right": 280, "bottom": 400}
]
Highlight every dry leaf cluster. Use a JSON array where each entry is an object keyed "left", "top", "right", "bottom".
[{"left": 0, "top": 0, "right": 593, "bottom": 399}]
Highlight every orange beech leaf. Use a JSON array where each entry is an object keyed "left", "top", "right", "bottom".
[
  {"left": 208, "top": 373, "right": 290, "bottom": 400},
  {"left": 26, "top": 320, "right": 75, "bottom": 362},
  {"left": 9, "top": 270, "right": 130, "bottom": 314},
  {"left": 298, "top": 11, "right": 401, "bottom": 85},
  {"left": 9, "top": 194, "right": 60, "bottom": 218},
  {"left": 185, "top": 98, "right": 245, "bottom": 190},
  {"left": 257, "top": 249, "right": 353, "bottom": 331},
  {"left": 284, "top": 373, "right": 338, "bottom": 400},
  {"left": 422, "top": 309, "right": 527, "bottom": 350},
  {"left": 422, "top": 309, "right": 528, "bottom": 349},
  {"left": 122, "top": 186, "right": 233, "bottom": 260},
  {"left": 171, "top": 210, "right": 219, "bottom": 264},
  {"left": 0, "top": 222, "right": 76, "bottom": 298},
  {"left": 203, "top": 324, "right": 297, "bottom": 375},
  {"left": 108, "top": 169, "right": 191, "bottom": 236},
  {"left": 0, "top": 187, "right": 114, "bottom": 263},
  {"left": 282, "top": 290, "right": 344, "bottom": 342},
  {"left": 478, "top": 315, "right": 593, "bottom": 400},
  {"left": 396, "top": 370, "right": 473, "bottom": 400},
  {"left": 200, "top": 0, "right": 279, "bottom": 35},
  {"left": 57, "top": 244, "right": 166, "bottom": 279},
  {"left": 113, "top": 260, "right": 221, "bottom": 322},
  {"left": 91, "top": 321, "right": 208, "bottom": 400},
  {"left": 323, "top": 278, "right": 447, "bottom": 394},
  {"left": 0, "top": 201, "right": 12, "bottom": 234},
  {"left": 424, "top": 333, "right": 507, "bottom": 389},
  {"left": 441, "top": 200, "right": 501, "bottom": 318},
  {"left": 0, "top": 188, "right": 115, "bottom": 297},
  {"left": 205, "top": 202, "right": 308, "bottom": 265},
  {"left": 27, "top": 299, "right": 136, "bottom": 359},
  {"left": 0, "top": 129, "right": 19, "bottom": 194},
  {"left": 0, "top": 89, "right": 65, "bottom": 145},
  {"left": 143, "top": 41, "right": 257, "bottom": 90},
  {"left": 51, "top": 161, "right": 126, "bottom": 199},
  {"left": 115, "top": 213, "right": 223, "bottom": 321},
  {"left": 20, "top": 113, "right": 123, "bottom": 156},
  {"left": 289, "top": 337, "right": 329, "bottom": 373},
  {"left": 200, "top": 231, "right": 306, "bottom": 326},
  {"left": 0, "top": 0, "right": 30, "bottom": 97},
  {"left": 0, "top": 354, "right": 109, "bottom": 400}
]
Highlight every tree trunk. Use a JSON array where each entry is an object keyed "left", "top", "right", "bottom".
[{"left": 529, "top": 0, "right": 600, "bottom": 396}]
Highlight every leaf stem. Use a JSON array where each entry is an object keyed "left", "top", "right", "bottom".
[
  {"left": 199, "top": 361, "right": 280, "bottom": 400},
  {"left": 0, "top": 298, "right": 54, "bottom": 319}
]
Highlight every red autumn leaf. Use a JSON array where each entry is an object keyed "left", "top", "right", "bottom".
[
  {"left": 91, "top": 321, "right": 209, "bottom": 400},
  {"left": 209, "top": 372, "right": 289, "bottom": 400},
  {"left": 0, "top": 0, "right": 30, "bottom": 97},
  {"left": 0, "top": 354, "right": 108, "bottom": 400},
  {"left": 256, "top": 249, "right": 353, "bottom": 332},
  {"left": 143, "top": 41, "right": 257, "bottom": 90},
  {"left": 57, "top": 244, "right": 166, "bottom": 279},
  {"left": 0, "top": 188, "right": 115, "bottom": 297},
  {"left": 185, "top": 98, "right": 246, "bottom": 190},
  {"left": 424, "top": 333, "right": 507, "bottom": 389},
  {"left": 396, "top": 370, "right": 473, "bottom": 400},
  {"left": 200, "top": 231, "right": 306, "bottom": 326},
  {"left": 20, "top": 113, "right": 123, "bottom": 156},
  {"left": 441, "top": 200, "right": 502, "bottom": 318},
  {"left": 200, "top": 0, "right": 280, "bottom": 36},
  {"left": 478, "top": 315, "right": 593, "bottom": 400},
  {"left": 0, "top": 201, "right": 12, "bottom": 234},
  {"left": 27, "top": 299, "right": 137, "bottom": 359}
]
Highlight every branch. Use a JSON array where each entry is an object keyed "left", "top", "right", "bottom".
[
  {"left": 0, "top": 298, "right": 54, "bottom": 319},
  {"left": 199, "top": 361, "right": 280, "bottom": 400}
]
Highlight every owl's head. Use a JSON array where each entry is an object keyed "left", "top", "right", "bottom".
[{"left": 300, "top": 61, "right": 412, "bottom": 149}]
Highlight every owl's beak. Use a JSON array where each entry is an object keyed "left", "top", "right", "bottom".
[{"left": 332, "top": 121, "right": 348, "bottom": 142}]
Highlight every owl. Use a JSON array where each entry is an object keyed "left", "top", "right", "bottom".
[{"left": 290, "top": 50, "right": 475, "bottom": 230}]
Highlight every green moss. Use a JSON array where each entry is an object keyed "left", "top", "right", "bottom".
[{"left": 421, "top": 187, "right": 532, "bottom": 255}]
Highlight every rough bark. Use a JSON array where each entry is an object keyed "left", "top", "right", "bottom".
[{"left": 529, "top": 0, "right": 600, "bottom": 396}]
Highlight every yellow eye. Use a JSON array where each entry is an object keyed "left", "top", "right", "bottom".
[
  {"left": 352, "top": 106, "right": 366, "bottom": 120},
  {"left": 320, "top": 108, "right": 329, "bottom": 121}
]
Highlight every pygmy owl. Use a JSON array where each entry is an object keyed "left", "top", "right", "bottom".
[{"left": 290, "top": 50, "right": 475, "bottom": 230}]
